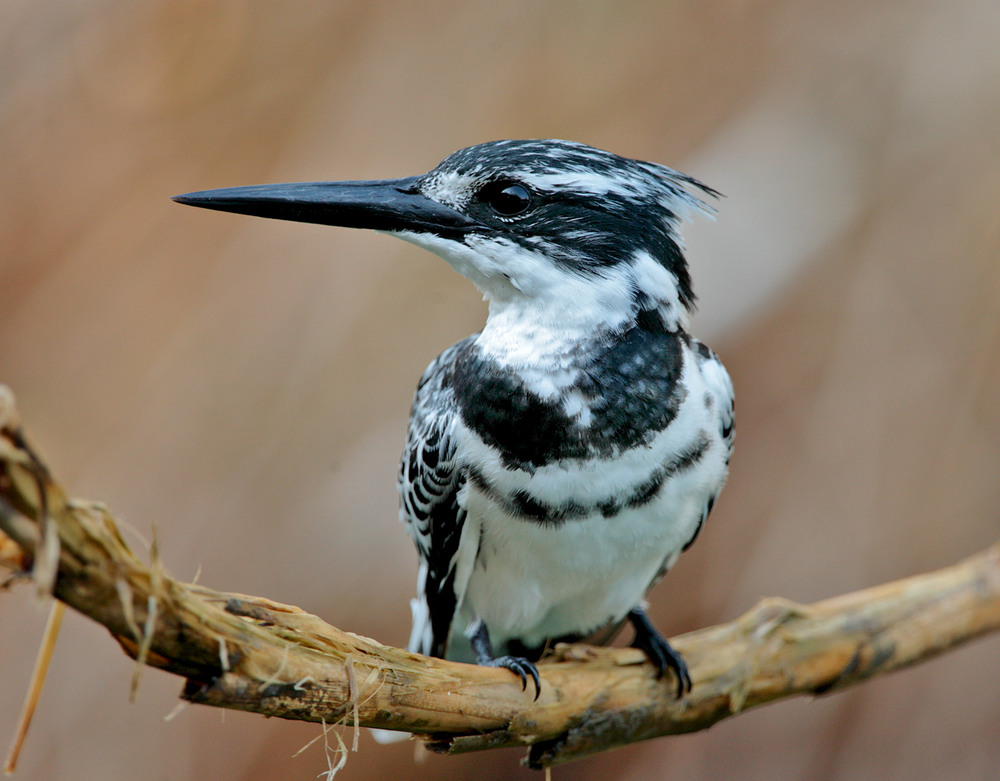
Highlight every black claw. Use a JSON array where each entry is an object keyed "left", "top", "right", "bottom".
[
  {"left": 487, "top": 655, "right": 542, "bottom": 701},
  {"left": 628, "top": 607, "right": 692, "bottom": 698},
  {"left": 468, "top": 620, "right": 543, "bottom": 700}
]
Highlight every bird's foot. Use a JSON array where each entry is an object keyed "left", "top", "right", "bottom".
[
  {"left": 628, "top": 607, "right": 692, "bottom": 698},
  {"left": 481, "top": 654, "right": 542, "bottom": 700},
  {"left": 467, "top": 619, "right": 542, "bottom": 700}
]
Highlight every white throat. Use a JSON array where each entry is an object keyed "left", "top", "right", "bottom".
[{"left": 396, "top": 232, "right": 691, "bottom": 367}]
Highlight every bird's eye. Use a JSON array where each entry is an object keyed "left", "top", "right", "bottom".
[{"left": 479, "top": 181, "right": 532, "bottom": 217}]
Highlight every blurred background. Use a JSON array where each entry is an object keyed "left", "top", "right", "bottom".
[{"left": 2, "top": 2, "right": 999, "bottom": 779}]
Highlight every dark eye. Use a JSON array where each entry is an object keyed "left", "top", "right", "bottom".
[{"left": 479, "top": 181, "right": 532, "bottom": 217}]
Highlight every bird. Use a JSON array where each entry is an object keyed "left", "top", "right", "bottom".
[{"left": 173, "top": 139, "right": 734, "bottom": 700}]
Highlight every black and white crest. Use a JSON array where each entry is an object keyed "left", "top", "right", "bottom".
[{"left": 413, "top": 139, "right": 719, "bottom": 314}]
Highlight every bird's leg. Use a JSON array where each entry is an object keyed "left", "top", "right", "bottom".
[
  {"left": 466, "top": 619, "right": 542, "bottom": 700},
  {"left": 627, "top": 606, "right": 692, "bottom": 698}
]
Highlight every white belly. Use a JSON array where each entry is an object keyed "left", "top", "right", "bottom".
[
  {"left": 454, "top": 438, "right": 723, "bottom": 649},
  {"left": 441, "top": 332, "right": 733, "bottom": 655}
]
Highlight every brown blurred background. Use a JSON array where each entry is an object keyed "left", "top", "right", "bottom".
[{"left": 2, "top": 2, "right": 999, "bottom": 779}]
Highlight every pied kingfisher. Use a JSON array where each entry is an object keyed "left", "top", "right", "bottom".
[{"left": 174, "top": 139, "right": 734, "bottom": 699}]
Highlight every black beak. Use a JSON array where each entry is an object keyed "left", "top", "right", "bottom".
[{"left": 173, "top": 176, "right": 478, "bottom": 238}]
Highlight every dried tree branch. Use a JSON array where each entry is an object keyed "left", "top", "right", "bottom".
[{"left": 2, "top": 384, "right": 999, "bottom": 769}]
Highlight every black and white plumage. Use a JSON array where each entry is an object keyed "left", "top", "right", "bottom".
[{"left": 174, "top": 139, "right": 734, "bottom": 699}]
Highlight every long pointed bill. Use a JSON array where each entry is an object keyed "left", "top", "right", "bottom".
[{"left": 173, "top": 176, "right": 478, "bottom": 238}]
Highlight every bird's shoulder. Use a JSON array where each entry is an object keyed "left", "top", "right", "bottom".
[
  {"left": 398, "top": 336, "right": 476, "bottom": 543},
  {"left": 690, "top": 337, "right": 735, "bottom": 450}
]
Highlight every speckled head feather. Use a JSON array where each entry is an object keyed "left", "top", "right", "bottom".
[{"left": 416, "top": 139, "right": 719, "bottom": 311}]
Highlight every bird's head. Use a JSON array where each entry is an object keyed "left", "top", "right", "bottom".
[{"left": 174, "top": 139, "right": 717, "bottom": 334}]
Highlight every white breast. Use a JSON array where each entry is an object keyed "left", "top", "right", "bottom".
[{"left": 449, "top": 342, "right": 729, "bottom": 650}]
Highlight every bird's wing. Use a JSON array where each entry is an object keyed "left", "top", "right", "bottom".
[
  {"left": 682, "top": 339, "right": 735, "bottom": 553},
  {"left": 696, "top": 340, "right": 735, "bottom": 464},
  {"left": 642, "top": 338, "right": 734, "bottom": 599},
  {"left": 398, "top": 338, "right": 473, "bottom": 659}
]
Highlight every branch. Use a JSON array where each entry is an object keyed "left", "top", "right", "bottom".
[{"left": 2, "top": 385, "right": 999, "bottom": 769}]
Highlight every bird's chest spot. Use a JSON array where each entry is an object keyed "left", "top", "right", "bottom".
[{"left": 452, "top": 329, "right": 687, "bottom": 470}]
